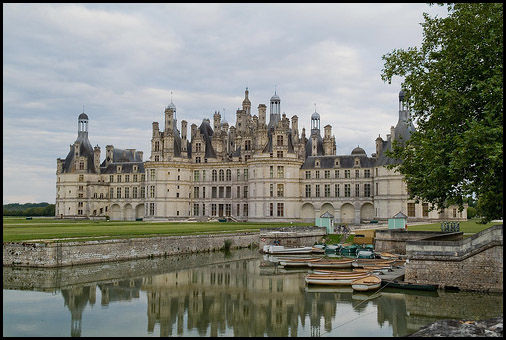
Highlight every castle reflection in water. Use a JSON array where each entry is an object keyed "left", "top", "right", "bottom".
[{"left": 49, "top": 250, "right": 502, "bottom": 337}]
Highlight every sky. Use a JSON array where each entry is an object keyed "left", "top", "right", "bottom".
[{"left": 3, "top": 3, "right": 449, "bottom": 205}]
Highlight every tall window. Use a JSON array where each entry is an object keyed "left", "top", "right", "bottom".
[
  {"left": 324, "top": 184, "right": 330, "bottom": 197},
  {"left": 117, "top": 175, "right": 122, "bottom": 183},
  {"left": 423, "top": 203, "right": 429, "bottom": 217},
  {"left": 364, "top": 184, "right": 371, "bottom": 197},
  {"left": 133, "top": 187, "right": 138, "bottom": 199},
  {"left": 212, "top": 187, "right": 217, "bottom": 198},
  {"left": 364, "top": 169, "right": 371, "bottom": 178},
  {"left": 335, "top": 170, "right": 339, "bottom": 178},
  {"left": 125, "top": 175, "right": 130, "bottom": 182},
  {"left": 277, "top": 166, "right": 284, "bottom": 178},
  {"left": 202, "top": 170, "right": 206, "bottom": 181},
  {"left": 315, "top": 170, "right": 320, "bottom": 179},
  {"left": 277, "top": 135, "right": 283, "bottom": 146},
  {"left": 117, "top": 187, "right": 121, "bottom": 199},
  {"left": 79, "top": 162, "right": 85, "bottom": 170},
  {"left": 212, "top": 170, "right": 217, "bottom": 181},
  {"left": 154, "top": 141, "right": 160, "bottom": 151},
  {"left": 335, "top": 184, "right": 340, "bottom": 197},
  {"left": 141, "top": 187, "right": 145, "bottom": 198},
  {"left": 79, "top": 174, "right": 84, "bottom": 182},
  {"left": 277, "top": 184, "right": 284, "bottom": 197},
  {"left": 149, "top": 203, "right": 155, "bottom": 216},
  {"left": 305, "top": 185, "right": 311, "bottom": 198},
  {"left": 315, "top": 184, "right": 320, "bottom": 197},
  {"left": 193, "top": 170, "right": 200, "bottom": 181},
  {"left": 277, "top": 203, "right": 284, "bottom": 217},
  {"left": 244, "top": 169, "right": 248, "bottom": 180},
  {"left": 270, "top": 166, "right": 274, "bottom": 179},
  {"left": 269, "top": 203, "right": 274, "bottom": 216},
  {"left": 270, "top": 184, "right": 274, "bottom": 197},
  {"left": 124, "top": 187, "right": 129, "bottom": 199},
  {"left": 245, "top": 140, "right": 251, "bottom": 151},
  {"left": 243, "top": 186, "right": 248, "bottom": 198},
  {"left": 408, "top": 203, "right": 416, "bottom": 217},
  {"left": 110, "top": 188, "right": 114, "bottom": 199},
  {"left": 355, "top": 184, "right": 360, "bottom": 197},
  {"left": 226, "top": 186, "right": 231, "bottom": 198},
  {"left": 355, "top": 170, "right": 360, "bottom": 178},
  {"left": 226, "top": 169, "right": 231, "bottom": 181},
  {"left": 219, "top": 169, "right": 224, "bottom": 181},
  {"left": 277, "top": 151, "right": 283, "bottom": 158},
  {"left": 150, "top": 186, "right": 155, "bottom": 198},
  {"left": 324, "top": 170, "right": 330, "bottom": 179},
  {"left": 195, "top": 143, "right": 201, "bottom": 153},
  {"left": 344, "top": 184, "right": 350, "bottom": 197},
  {"left": 110, "top": 175, "right": 114, "bottom": 183},
  {"left": 345, "top": 170, "right": 350, "bottom": 178},
  {"left": 193, "top": 203, "right": 199, "bottom": 216},
  {"left": 193, "top": 187, "right": 200, "bottom": 199},
  {"left": 305, "top": 171, "right": 311, "bottom": 179},
  {"left": 150, "top": 169, "right": 155, "bottom": 181}
]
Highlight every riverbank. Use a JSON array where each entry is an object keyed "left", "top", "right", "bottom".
[{"left": 408, "top": 316, "right": 503, "bottom": 337}]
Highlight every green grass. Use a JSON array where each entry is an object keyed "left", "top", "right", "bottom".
[
  {"left": 2, "top": 217, "right": 308, "bottom": 242},
  {"left": 3, "top": 217, "right": 500, "bottom": 243}
]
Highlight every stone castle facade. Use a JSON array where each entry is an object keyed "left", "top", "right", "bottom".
[{"left": 56, "top": 88, "right": 466, "bottom": 223}]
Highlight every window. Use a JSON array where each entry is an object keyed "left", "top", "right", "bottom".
[
  {"left": 194, "top": 170, "right": 200, "bottom": 181},
  {"left": 195, "top": 143, "right": 202, "bottom": 153},
  {"left": 243, "top": 204, "right": 248, "bottom": 217},
  {"left": 117, "top": 175, "right": 122, "bottom": 183},
  {"left": 237, "top": 204, "right": 240, "bottom": 216},
  {"left": 237, "top": 169, "right": 240, "bottom": 180},
  {"left": 244, "top": 169, "right": 248, "bottom": 180},
  {"left": 335, "top": 170, "right": 339, "bottom": 178},
  {"left": 453, "top": 208, "right": 457, "bottom": 218},
  {"left": 212, "top": 187, "right": 217, "bottom": 198},
  {"left": 110, "top": 188, "right": 114, "bottom": 199},
  {"left": 133, "top": 174, "right": 138, "bottom": 182},
  {"left": 345, "top": 170, "right": 350, "bottom": 178},
  {"left": 141, "top": 187, "right": 145, "bottom": 198},
  {"left": 237, "top": 186, "right": 241, "bottom": 198},
  {"left": 110, "top": 175, "right": 114, "bottom": 183},
  {"left": 277, "top": 203, "right": 284, "bottom": 217},
  {"left": 79, "top": 174, "right": 84, "bottom": 182},
  {"left": 243, "top": 186, "right": 248, "bottom": 198},
  {"left": 212, "top": 204, "right": 217, "bottom": 216},
  {"left": 245, "top": 140, "right": 251, "bottom": 151},
  {"left": 270, "top": 166, "right": 274, "bottom": 179},
  {"left": 193, "top": 203, "right": 199, "bottom": 216},
  {"left": 324, "top": 184, "right": 330, "bottom": 197},
  {"left": 150, "top": 169, "right": 155, "bottom": 181},
  {"left": 344, "top": 184, "right": 350, "bottom": 197},
  {"left": 408, "top": 203, "right": 416, "bottom": 217},
  {"left": 364, "top": 169, "right": 371, "bottom": 178},
  {"left": 154, "top": 155, "right": 159, "bottom": 162},
  {"left": 324, "top": 170, "right": 330, "bottom": 179},
  {"left": 79, "top": 161, "right": 85, "bottom": 170},
  {"left": 154, "top": 141, "right": 160, "bottom": 151},
  {"left": 125, "top": 187, "right": 129, "bottom": 199},
  {"left": 335, "top": 184, "right": 340, "bottom": 197},
  {"left": 133, "top": 187, "right": 138, "bottom": 199},
  {"left": 305, "top": 185, "right": 311, "bottom": 198},
  {"left": 315, "top": 184, "right": 320, "bottom": 197},
  {"left": 117, "top": 187, "right": 121, "bottom": 199},
  {"left": 125, "top": 175, "right": 130, "bottom": 182},
  {"left": 355, "top": 184, "right": 360, "bottom": 197},
  {"left": 305, "top": 171, "right": 311, "bottom": 179},
  {"left": 225, "top": 204, "right": 231, "bottom": 216},
  {"left": 277, "top": 150, "right": 283, "bottom": 158},
  {"left": 376, "top": 168, "right": 379, "bottom": 176},
  {"left": 270, "top": 184, "right": 274, "bottom": 197},
  {"left": 355, "top": 170, "right": 360, "bottom": 178},
  {"left": 423, "top": 203, "right": 429, "bottom": 217},
  {"left": 277, "top": 184, "right": 284, "bottom": 197},
  {"left": 270, "top": 203, "right": 274, "bottom": 217},
  {"left": 141, "top": 174, "right": 145, "bottom": 182},
  {"left": 277, "top": 135, "right": 283, "bottom": 146},
  {"left": 150, "top": 185, "right": 155, "bottom": 198},
  {"left": 195, "top": 157, "right": 201, "bottom": 163},
  {"left": 193, "top": 187, "right": 200, "bottom": 199},
  {"left": 212, "top": 170, "right": 218, "bottom": 181},
  {"left": 202, "top": 187, "right": 206, "bottom": 198},
  {"left": 364, "top": 184, "right": 371, "bottom": 197},
  {"left": 149, "top": 203, "right": 155, "bottom": 216},
  {"left": 226, "top": 169, "right": 231, "bottom": 181},
  {"left": 219, "top": 169, "right": 224, "bottom": 181},
  {"left": 202, "top": 170, "right": 206, "bottom": 181},
  {"left": 376, "top": 183, "right": 379, "bottom": 195},
  {"left": 226, "top": 186, "right": 231, "bottom": 198},
  {"left": 315, "top": 170, "right": 320, "bottom": 179}
]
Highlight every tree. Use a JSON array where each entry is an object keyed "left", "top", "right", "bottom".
[{"left": 381, "top": 3, "right": 502, "bottom": 223}]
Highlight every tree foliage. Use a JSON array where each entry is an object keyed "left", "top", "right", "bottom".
[
  {"left": 381, "top": 3, "right": 502, "bottom": 223},
  {"left": 3, "top": 202, "right": 55, "bottom": 216}
]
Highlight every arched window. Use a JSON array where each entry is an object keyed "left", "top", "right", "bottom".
[
  {"left": 219, "top": 169, "right": 224, "bottom": 181},
  {"left": 226, "top": 169, "right": 232, "bottom": 181},
  {"left": 212, "top": 169, "right": 217, "bottom": 181}
]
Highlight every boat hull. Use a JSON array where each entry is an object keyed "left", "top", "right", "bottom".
[
  {"left": 308, "top": 259, "right": 354, "bottom": 269},
  {"left": 305, "top": 273, "right": 370, "bottom": 285},
  {"left": 351, "top": 275, "right": 382, "bottom": 291}
]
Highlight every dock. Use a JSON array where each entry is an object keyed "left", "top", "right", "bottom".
[{"left": 378, "top": 266, "right": 405, "bottom": 282}]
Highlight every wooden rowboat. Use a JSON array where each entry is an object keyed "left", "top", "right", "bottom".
[
  {"left": 307, "top": 258, "right": 354, "bottom": 269},
  {"left": 279, "top": 258, "right": 321, "bottom": 267},
  {"left": 313, "top": 268, "right": 370, "bottom": 275},
  {"left": 305, "top": 273, "right": 370, "bottom": 285},
  {"left": 351, "top": 275, "right": 382, "bottom": 291},
  {"left": 352, "top": 259, "right": 395, "bottom": 268}
]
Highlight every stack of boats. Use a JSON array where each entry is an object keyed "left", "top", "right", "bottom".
[{"left": 305, "top": 271, "right": 382, "bottom": 292}]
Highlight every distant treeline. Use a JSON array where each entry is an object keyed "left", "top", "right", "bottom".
[{"left": 3, "top": 202, "right": 55, "bottom": 216}]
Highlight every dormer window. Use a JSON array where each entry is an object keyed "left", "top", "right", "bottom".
[
  {"left": 315, "top": 160, "right": 320, "bottom": 168},
  {"left": 335, "top": 160, "right": 340, "bottom": 167},
  {"left": 117, "top": 165, "right": 122, "bottom": 173}
]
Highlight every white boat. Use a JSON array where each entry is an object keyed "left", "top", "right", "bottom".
[
  {"left": 305, "top": 273, "right": 370, "bottom": 285},
  {"left": 313, "top": 268, "right": 370, "bottom": 275},
  {"left": 263, "top": 245, "right": 313, "bottom": 254},
  {"left": 351, "top": 275, "right": 382, "bottom": 291},
  {"left": 352, "top": 259, "right": 395, "bottom": 268},
  {"left": 307, "top": 258, "right": 354, "bottom": 268},
  {"left": 279, "top": 258, "right": 321, "bottom": 267}
]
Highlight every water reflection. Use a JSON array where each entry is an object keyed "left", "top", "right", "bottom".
[{"left": 3, "top": 249, "right": 503, "bottom": 337}]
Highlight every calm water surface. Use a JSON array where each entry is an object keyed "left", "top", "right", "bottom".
[{"left": 3, "top": 248, "right": 503, "bottom": 337}]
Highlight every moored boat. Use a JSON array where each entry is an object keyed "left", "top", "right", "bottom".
[
  {"left": 356, "top": 250, "right": 375, "bottom": 259},
  {"left": 381, "top": 279, "right": 438, "bottom": 291},
  {"left": 352, "top": 259, "right": 395, "bottom": 267},
  {"left": 312, "top": 269, "right": 368, "bottom": 275},
  {"left": 351, "top": 275, "right": 382, "bottom": 291},
  {"left": 263, "top": 245, "right": 313, "bottom": 254},
  {"left": 279, "top": 258, "right": 321, "bottom": 267},
  {"left": 379, "top": 252, "right": 400, "bottom": 259},
  {"left": 305, "top": 272, "right": 370, "bottom": 285},
  {"left": 307, "top": 258, "right": 354, "bottom": 268},
  {"left": 362, "top": 265, "right": 392, "bottom": 274}
]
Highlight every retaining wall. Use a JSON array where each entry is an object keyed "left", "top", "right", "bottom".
[
  {"left": 3, "top": 232, "right": 259, "bottom": 268},
  {"left": 374, "top": 230, "right": 463, "bottom": 255},
  {"left": 404, "top": 225, "right": 503, "bottom": 292},
  {"left": 259, "top": 226, "right": 327, "bottom": 249}
]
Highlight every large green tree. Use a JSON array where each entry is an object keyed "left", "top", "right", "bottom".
[{"left": 381, "top": 3, "right": 502, "bottom": 223}]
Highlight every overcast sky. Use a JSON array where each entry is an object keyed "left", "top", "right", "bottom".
[{"left": 3, "top": 3, "right": 449, "bottom": 205}]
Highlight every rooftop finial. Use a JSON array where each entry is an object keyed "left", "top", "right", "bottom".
[
  {"left": 275, "top": 84, "right": 277, "bottom": 95},
  {"left": 314, "top": 103, "right": 316, "bottom": 112},
  {"left": 170, "top": 91, "right": 173, "bottom": 104}
]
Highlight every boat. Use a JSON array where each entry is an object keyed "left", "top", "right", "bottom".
[
  {"left": 356, "top": 250, "right": 375, "bottom": 259},
  {"left": 362, "top": 265, "right": 392, "bottom": 274},
  {"left": 311, "top": 245, "right": 325, "bottom": 254},
  {"left": 340, "top": 244, "right": 359, "bottom": 254},
  {"left": 305, "top": 272, "right": 370, "bottom": 285},
  {"left": 381, "top": 279, "right": 438, "bottom": 291},
  {"left": 379, "top": 252, "right": 400, "bottom": 259},
  {"left": 313, "top": 268, "right": 370, "bottom": 275},
  {"left": 324, "top": 244, "right": 340, "bottom": 254},
  {"left": 262, "top": 245, "right": 313, "bottom": 254},
  {"left": 351, "top": 275, "right": 382, "bottom": 291},
  {"left": 352, "top": 259, "right": 395, "bottom": 268},
  {"left": 307, "top": 258, "right": 354, "bottom": 269},
  {"left": 279, "top": 258, "right": 321, "bottom": 267}
]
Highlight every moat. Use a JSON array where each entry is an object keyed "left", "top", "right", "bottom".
[{"left": 3, "top": 248, "right": 503, "bottom": 337}]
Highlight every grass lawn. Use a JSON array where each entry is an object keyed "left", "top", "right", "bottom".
[
  {"left": 2, "top": 217, "right": 308, "bottom": 242},
  {"left": 3, "top": 217, "right": 500, "bottom": 243}
]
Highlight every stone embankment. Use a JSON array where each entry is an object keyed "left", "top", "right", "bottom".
[
  {"left": 3, "top": 232, "right": 259, "bottom": 267},
  {"left": 408, "top": 316, "right": 503, "bottom": 337}
]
